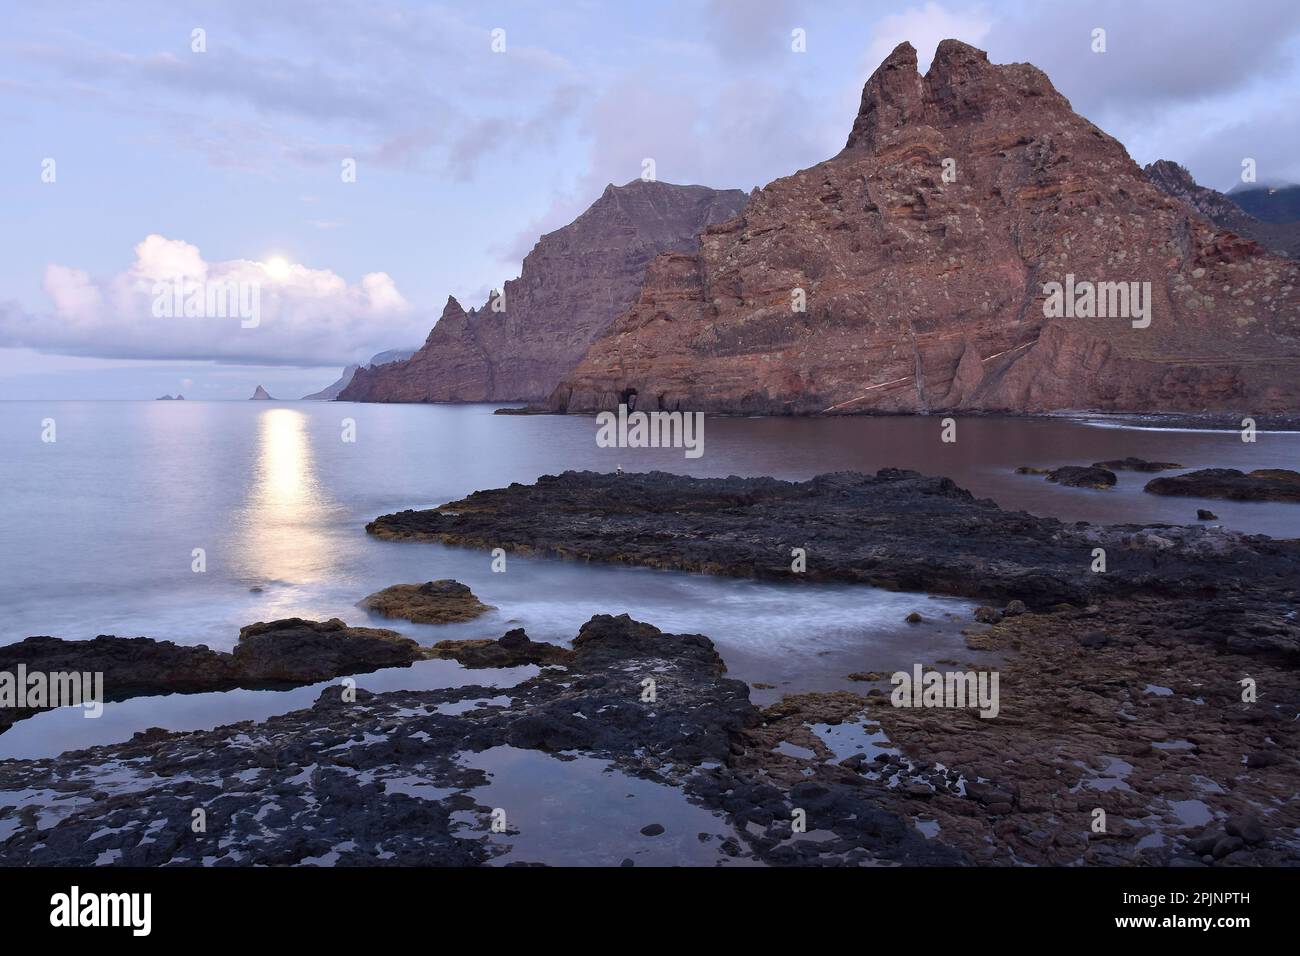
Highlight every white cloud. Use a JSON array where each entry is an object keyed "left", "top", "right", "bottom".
[{"left": 3, "top": 235, "right": 427, "bottom": 367}]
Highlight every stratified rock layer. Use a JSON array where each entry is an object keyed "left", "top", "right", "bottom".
[
  {"left": 553, "top": 41, "right": 1300, "bottom": 416},
  {"left": 339, "top": 181, "right": 747, "bottom": 403}
]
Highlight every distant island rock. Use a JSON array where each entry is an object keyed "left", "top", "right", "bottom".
[
  {"left": 250, "top": 385, "right": 274, "bottom": 400},
  {"left": 155, "top": 394, "right": 185, "bottom": 401}
]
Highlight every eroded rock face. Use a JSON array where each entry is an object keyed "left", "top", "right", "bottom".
[
  {"left": 552, "top": 41, "right": 1300, "bottom": 416},
  {"left": 358, "top": 580, "right": 495, "bottom": 625},
  {"left": 338, "top": 181, "right": 747, "bottom": 403}
]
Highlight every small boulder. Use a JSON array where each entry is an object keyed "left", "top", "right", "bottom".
[
  {"left": 1225, "top": 815, "right": 1265, "bottom": 845},
  {"left": 358, "top": 579, "right": 494, "bottom": 624}
]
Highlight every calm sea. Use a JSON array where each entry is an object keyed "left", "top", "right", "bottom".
[{"left": 0, "top": 400, "right": 1294, "bottom": 758}]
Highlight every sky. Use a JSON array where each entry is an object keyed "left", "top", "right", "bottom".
[{"left": 2, "top": 0, "right": 1298, "bottom": 399}]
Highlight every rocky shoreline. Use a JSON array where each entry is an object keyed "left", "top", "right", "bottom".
[
  {"left": 0, "top": 618, "right": 423, "bottom": 735},
  {"left": 368, "top": 469, "right": 1300, "bottom": 616},
  {"left": 4, "top": 467, "right": 1296, "bottom": 866}
]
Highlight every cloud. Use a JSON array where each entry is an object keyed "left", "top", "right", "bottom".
[
  {"left": 13, "top": 1, "right": 580, "bottom": 180},
  {"left": 861, "top": 3, "right": 992, "bottom": 74},
  {"left": 0, "top": 236, "right": 429, "bottom": 367},
  {"left": 705, "top": 0, "right": 799, "bottom": 62}
]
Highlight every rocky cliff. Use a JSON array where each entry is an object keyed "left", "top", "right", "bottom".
[
  {"left": 339, "top": 181, "right": 748, "bottom": 403},
  {"left": 551, "top": 41, "right": 1300, "bottom": 416},
  {"left": 1146, "top": 160, "right": 1300, "bottom": 259}
]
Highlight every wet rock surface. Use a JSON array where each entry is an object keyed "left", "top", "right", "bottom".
[
  {"left": 866, "top": 600, "right": 1300, "bottom": 865},
  {"left": 358, "top": 579, "right": 495, "bottom": 625},
  {"left": 0, "top": 618, "right": 422, "bottom": 734},
  {"left": 0, "top": 615, "right": 950, "bottom": 867},
  {"left": 429, "top": 628, "right": 573, "bottom": 668},
  {"left": 1144, "top": 468, "right": 1300, "bottom": 502},
  {"left": 368, "top": 469, "right": 1300, "bottom": 614}
]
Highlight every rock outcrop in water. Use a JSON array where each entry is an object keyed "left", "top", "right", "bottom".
[
  {"left": 368, "top": 468, "right": 1300, "bottom": 622},
  {"left": 0, "top": 618, "right": 422, "bottom": 734},
  {"left": 551, "top": 41, "right": 1300, "bottom": 416},
  {"left": 358, "top": 580, "right": 495, "bottom": 625},
  {"left": 4, "top": 606, "right": 1295, "bottom": 866},
  {"left": 249, "top": 385, "right": 273, "bottom": 400},
  {"left": 338, "top": 181, "right": 748, "bottom": 404},
  {"left": 1144, "top": 467, "right": 1300, "bottom": 502}
]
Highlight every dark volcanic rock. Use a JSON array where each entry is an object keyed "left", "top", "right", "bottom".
[
  {"left": 553, "top": 42, "right": 1300, "bottom": 416},
  {"left": 1092, "top": 457, "right": 1183, "bottom": 472},
  {"left": 1046, "top": 465, "right": 1116, "bottom": 489},
  {"left": 1197, "top": 509, "right": 1218, "bottom": 521},
  {"left": 367, "top": 469, "right": 1300, "bottom": 618},
  {"left": 0, "top": 619, "right": 422, "bottom": 734},
  {"left": 0, "top": 615, "right": 954, "bottom": 867},
  {"left": 232, "top": 618, "right": 421, "bottom": 683},
  {"left": 358, "top": 579, "right": 494, "bottom": 624},
  {"left": 430, "top": 628, "right": 572, "bottom": 668},
  {"left": 339, "top": 181, "right": 747, "bottom": 404},
  {"left": 1145, "top": 468, "right": 1300, "bottom": 502}
]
